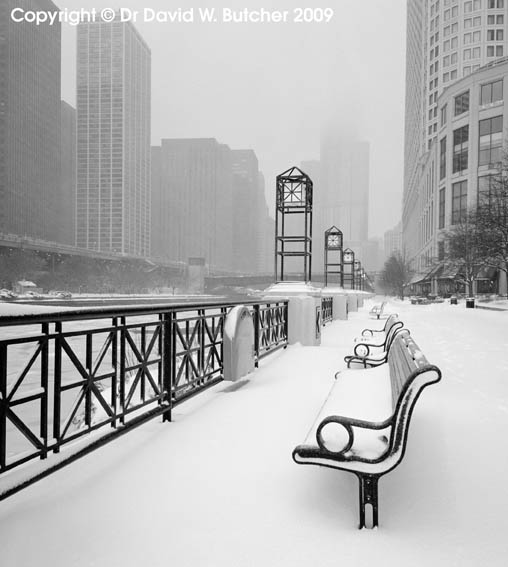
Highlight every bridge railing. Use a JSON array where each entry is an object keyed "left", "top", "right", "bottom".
[{"left": 0, "top": 299, "right": 288, "bottom": 491}]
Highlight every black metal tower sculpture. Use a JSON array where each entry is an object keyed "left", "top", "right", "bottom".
[
  {"left": 324, "top": 226, "right": 343, "bottom": 287},
  {"left": 342, "top": 248, "right": 356, "bottom": 289},
  {"left": 354, "top": 260, "right": 362, "bottom": 290},
  {"left": 275, "top": 166, "right": 313, "bottom": 282}
]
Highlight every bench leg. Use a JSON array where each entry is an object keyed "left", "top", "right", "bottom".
[{"left": 358, "top": 474, "right": 379, "bottom": 529}]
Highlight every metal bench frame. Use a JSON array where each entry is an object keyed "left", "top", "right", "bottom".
[
  {"left": 293, "top": 332, "right": 442, "bottom": 529},
  {"left": 369, "top": 301, "right": 387, "bottom": 319},
  {"left": 344, "top": 316, "right": 404, "bottom": 368}
]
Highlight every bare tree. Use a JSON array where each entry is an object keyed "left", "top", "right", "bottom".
[
  {"left": 379, "top": 252, "right": 413, "bottom": 299},
  {"left": 443, "top": 209, "right": 487, "bottom": 296},
  {"left": 475, "top": 152, "right": 508, "bottom": 280}
]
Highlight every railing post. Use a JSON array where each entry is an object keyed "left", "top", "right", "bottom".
[
  {"left": 40, "top": 323, "right": 49, "bottom": 459},
  {"left": 284, "top": 301, "right": 289, "bottom": 347},
  {"left": 0, "top": 343, "right": 7, "bottom": 471},
  {"left": 161, "top": 312, "right": 173, "bottom": 422},
  {"left": 53, "top": 322, "right": 62, "bottom": 453},
  {"left": 111, "top": 317, "right": 118, "bottom": 428},
  {"left": 119, "top": 316, "right": 126, "bottom": 425},
  {"left": 253, "top": 304, "right": 260, "bottom": 367}
]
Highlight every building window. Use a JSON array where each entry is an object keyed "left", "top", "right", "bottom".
[
  {"left": 439, "top": 187, "right": 446, "bottom": 229},
  {"left": 454, "top": 91, "right": 470, "bottom": 115},
  {"left": 440, "top": 137, "right": 447, "bottom": 179},
  {"left": 479, "top": 115, "right": 503, "bottom": 166},
  {"left": 472, "top": 46, "right": 481, "bottom": 58},
  {"left": 452, "top": 181, "right": 468, "bottom": 224},
  {"left": 478, "top": 175, "right": 496, "bottom": 206},
  {"left": 480, "top": 79, "right": 503, "bottom": 105},
  {"left": 453, "top": 125, "right": 469, "bottom": 173},
  {"left": 496, "top": 45, "right": 503, "bottom": 56},
  {"left": 488, "top": 0, "right": 504, "bottom": 7}
]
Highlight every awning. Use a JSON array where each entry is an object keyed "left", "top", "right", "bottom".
[
  {"left": 438, "top": 262, "right": 464, "bottom": 280},
  {"left": 407, "top": 272, "right": 427, "bottom": 285},
  {"left": 407, "top": 264, "right": 442, "bottom": 285},
  {"left": 476, "top": 266, "right": 498, "bottom": 280}
]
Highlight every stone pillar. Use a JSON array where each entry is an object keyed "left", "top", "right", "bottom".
[{"left": 263, "top": 282, "right": 322, "bottom": 346}]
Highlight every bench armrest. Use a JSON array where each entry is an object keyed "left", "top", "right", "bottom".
[
  {"left": 361, "top": 328, "right": 384, "bottom": 338},
  {"left": 344, "top": 353, "right": 387, "bottom": 368},
  {"left": 316, "top": 415, "right": 392, "bottom": 456}
]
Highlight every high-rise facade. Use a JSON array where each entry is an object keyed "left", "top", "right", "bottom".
[
  {"left": 313, "top": 132, "right": 370, "bottom": 276},
  {"left": 76, "top": 18, "right": 151, "bottom": 256},
  {"left": 0, "top": 0, "right": 61, "bottom": 242},
  {"left": 403, "top": 0, "right": 508, "bottom": 266},
  {"left": 231, "top": 149, "right": 262, "bottom": 273},
  {"left": 60, "top": 101, "right": 76, "bottom": 246},
  {"left": 151, "top": 139, "right": 233, "bottom": 272}
]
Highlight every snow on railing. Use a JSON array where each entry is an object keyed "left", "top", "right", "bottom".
[{"left": 0, "top": 299, "right": 288, "bottom": 495}]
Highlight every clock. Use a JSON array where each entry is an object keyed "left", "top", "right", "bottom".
[
  {"left": 343, "top": 250, "right": 354, "bottom": 263},
  {"left": 327, "top": 234, "right": 341, "bottom": 249}
]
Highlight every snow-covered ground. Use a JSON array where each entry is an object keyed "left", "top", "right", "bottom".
[{"left": 1, "top": 298, "right": 508, "bottom": 566}]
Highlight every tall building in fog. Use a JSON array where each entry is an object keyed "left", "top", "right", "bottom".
[
  {"left": 0, "top": 0, "right": 61, "bottom": 242},
  {"left": 76, "top": 18, "right": 151, "bottom": 256},
  {"left": 231, "top": 149, "right": 262, "bottom": 273},
  {"left": 313, "top": 133, "right": 370, "bottom": 275},
  {"left": 404, "top": 0, "right": 508, "bottom": 282},
  {"left": 60, "top": 101, "right": 76, "bottom": 246},
  {"left": 151, "top": 139, "right": 233, "bottom": 271}
]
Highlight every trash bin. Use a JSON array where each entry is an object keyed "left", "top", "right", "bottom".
[
  {"left": 450, "top": 296, "right": 458, "bottom": 305},
  {"left": 466, "top": 297, "right": 475, "bottom": 309}
]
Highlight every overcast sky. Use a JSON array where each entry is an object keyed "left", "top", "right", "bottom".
[{"left": 57, "top": 0, "right": 407, "bottom": 239}]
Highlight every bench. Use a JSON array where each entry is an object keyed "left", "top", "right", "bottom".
[
  {"left": 369, "top": 300, "right": 387, "bottom": 319},
  {"left": 292, "top": 331, "right": 442, "bottom": 529},
  {"left": 356, "top": 313, "right": 400, "bottom": 342},
  {"left": 344, "top": 315, "right": 404, "bottom": 368}
]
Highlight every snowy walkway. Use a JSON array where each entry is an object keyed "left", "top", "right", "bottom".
[{"left": 1, "top": 299, "right": 508, "bottom": 566}]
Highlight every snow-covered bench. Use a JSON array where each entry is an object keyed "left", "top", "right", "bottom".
[
  {"left": 292, "top": 331, "right": 442, "bottom": 529},
  {"left": 345, "top": 315, "right": 404, "bottom": 368},
  {"left": 369, "top": 301, "right": 387, "bottom": 319}
]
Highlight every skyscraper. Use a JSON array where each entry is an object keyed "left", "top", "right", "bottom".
[
  {"left": 151, "top": 139, "right": 233, "bottom": 271},
  {"left": 404, "top": 0, "right": 508, "bottom": 239},
  {"left": 76, "top": 18, "right": 151, "bottom": 256},
  {"left": 0, "top": 0, "right": 61, "bottom": 241},
  {"left": 60, "top": 101, "right": 76, "bottom": 246},
  {"left": 315, "top": 132, "right": 370, "bottom": 275},
  {"left": 231, "top": 149, "right": 261, "bottom": 273}
]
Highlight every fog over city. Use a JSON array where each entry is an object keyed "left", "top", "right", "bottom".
[{"left": 57, "top": 0, "right": 406, "bottom": 238}]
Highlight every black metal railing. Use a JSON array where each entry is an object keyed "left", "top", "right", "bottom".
[
  {"left": 322, "top": 296, "right": 333, "bottom": 325},
  {"left": 0, "top": 299, "right": 288, "bottom": 484}
]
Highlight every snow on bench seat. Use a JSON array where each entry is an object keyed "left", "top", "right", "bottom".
[{"left": 301, "top": 365, "right": 392, "bottom": 459}]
